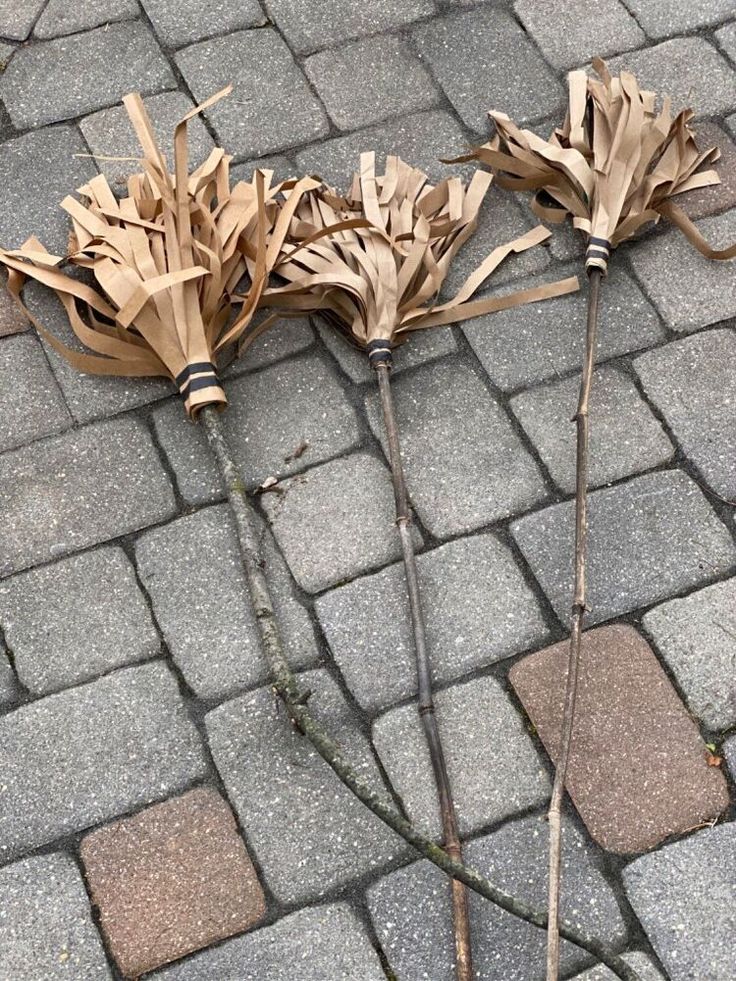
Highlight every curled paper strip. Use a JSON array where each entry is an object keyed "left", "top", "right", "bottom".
[
  {"left": 456, "top": 58, "right": 736, "bottom": 273},
  {"left": 0, "top": 87, "right": 320, "bottom": 417},
  {"left": 246, "top": 152, "right": 579, "bottom": 357}
]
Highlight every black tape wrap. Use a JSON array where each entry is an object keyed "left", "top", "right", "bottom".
[
  {"left": 175, "top": 361, "right": 220, "bottom": 401},
  {"left": 367, "top": 339, "right": 393, "bottom": 368},
  {"left": 585, "top": 236, "right": 610, "bottom": 275}
]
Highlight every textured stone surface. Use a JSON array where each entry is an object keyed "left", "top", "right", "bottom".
[
  {"left": 602, "top": 39, "right": 736, "bottom": 116},
  {"left": 515, "top": 0, "right": 645, "bottom": 70},
  {"left": 0, "top": 853, "right": 111, "bottom": 980},
  {"left": 229, "top": 154, "right": 295, "bottom": 187},
  {"left": 80, "top": 91, "right": 215, "bottom": 188},
  {"left": 679, "top": 121, "right": 736, "bottom": 219},
  {"left": 152, "top": 903, "right": 387, "bottom": 980},
  {"left": 510, "top": 625, "right": 729, "bottom": 853},
  {"left": 229, "top": 314, "right": 314, "bottom": 374},
  {"left": 623, "top": 823, "right": 736, "bottom": 981},
  {"left": 629, "top": 209, "right": 736, "bottom": 333},
  {"left": 512, "top": 470, "right": 736, "bottom": 624},
  {"left": 642, "top": 578, "right": 736, "bottom": 731},
  {"left": 0, "top": 128, "right": 98, "bottom": 254},
  {"left": 571, "top": 951, "right": 665, "bottom": 981},
  {"left": 316, "top": 533, "right": 549, "bottom": 712},
  {"left": 726, "top": 733, "right": 736, "bottom": 778},
  {"left": 414, "top": 8, "right": 564, "bottom": 132},
  {"left": 0, "top": 643, "right": 18, "bottom": 706},
  {"left": 304, "top": 35, "right": 439, "bottom": 131},
  {"left": 627, "top": 0, "right": 734, "bottom": 36},
  {"left": 463, "top": 264, "right": 663, "bottom": 392},
  {"left": 266, "top": 0, "right": 434, "bottom": 54},
  {"left": 0, "top": 417, "right": 176, "bottom": 578},
  {"left": 366, "top": 360, "right": 546, "bottom": 538},
  {"left": 368, "top": 814, "right": 627, "bottom": 981},
  {"left": 154, "top": 353, "right": 359, "bottom": 504},
  {"left": 0, "top": 333, "right": 71, "bottom": 452},
  {"left": 136, "top": 506, "right": 318, "bottom": 700},
  {"left": 296, "top": 109, "right": 474, "bottom": 187},
  {"left": 0, "top": 23, "right": 175, "bottom": 129},
  {"left": 141, "top": 0, "right": 265, "bottom": 46},
  {"left": 634, "top": 329, "right": 736, "bottom": 499},
  {"left": 35, "top": 0, "right": 138, "bottom": 39},
  {"left": 81, "top": 788, "right": 266, "bottom": 978},
  {"left": 262, "top": 452, "right": 418, "bottom": 593},
  {"left": 374, "top": 676, "right": 550, "bottom": 838},
  {"left": 511, "top": 366, "right": 673, "bottom": 493},
  {"left": 23, "top": 282, "right": 173, "bottom": 422},
  {"left": 0, "top": 290, "right": 29, "bottom": 338},
  {"left": 0, "top": 546, "right": 159, "bottom": 696},
  {"left": 0, "top": 662, "right": 206, "bottom": 860},
  {"left": 206, "top": 670, "right": 405, "bottom": 903},
  {"left": 317, "top": 321, "right": 456, "bottom": 384},
  {"left": 177, "top": 30, "right": 328, "bottom": 160},
  {"left": 0, "top": 0, "right": 45, "bottom": 40}
]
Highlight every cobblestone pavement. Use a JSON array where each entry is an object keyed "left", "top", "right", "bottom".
[{"left": 0, "top": 2, "right": 735, "bottom": 979}]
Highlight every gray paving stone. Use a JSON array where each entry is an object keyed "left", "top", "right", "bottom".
[
  {"left": 262, "top": 452, "right": 417, "bottom": 594},
  {"left": 266, "top": 0, "right": 434, "bottom": 55},
  {"left": 304, "top": 35, "right": 439, "bottom": 131},
  {"left": 205, "top": 669, "right": 405, "bottom": 904},
  {"left": 230, "top": 154, "right": 294, "bottom": 185},
  {"left": 679, "top": 121, "right": 736, "bottom": 220},
  {"left": 316, "top": 533, "right": 550, "bottom": 712},
  {"left": 34, "top": 0, "right": 138, "bottom": 39},
  {"left": 0, "top": 661, "right": 207, "bottom": 859},
  {"left": 511, "top": 366, "right": 673, "bottom": 494},
  {"left": 571, "top": 951, "right": 665, "bottom": 981},
  {"left": 317, "top": 321, "right": 456, "bottom": 384},
  {"left": 634, "top": 329, "right": 736, "bottom": 499},
  {"left": 726, "top": 733, "right": 736, "bottom": 778},
  {"left": 0, "top": 641, "right": 18, "bottom": 706},
  {"left": 136, "top": 505, "right": 318, "bottom": 700},
  {"left": 414, "top": 8, "right": 564, "bottom": 132},
  {"left": 0, "top": 41, "right": 15, "bottom": 69},
  {"left": 226, "top": 315, "right": 315, "bottom": 375},
  {"left": 296, "top": 109, "right": 474, "bottom": 188},
  {"left": 153, "top": 352, "right": 360, "bottom": 505},
  {"left": 629, "top": 209, "right": 736, "bottom": 333},
  {"left": 80, "top": 91, "right": 215, "bottom": 188},
  {"left": 716, "top": 20, "right": 736, "bottom": 62},
  {"left": 22, "top": 282, "right": 173, "bottom": 423},
  {"left": 440, "top": 190, "right": 551, "bottom": 296},
  {"left": 626, "top": 0, "right": 734, "bottom": 37},
  {"left": 152, "top": 903, "right": 386, "bottom": 981},
  {"left": 0, "top": 0, "right": 45, "bottom": 41},
  {"left": 0, "top": 22, "right": 175, "bottom": 129},
  {"left": 464, "top": 264, "right": 663, "bottom": 392},
  {"left": 601, "top": 38, "right": 736, "bottom": 116},
  {"left": 141, "top": 0, "right": 266, "bottom": 47},
  {"left": 515, "top": 0, "right": 645, "bottom": 70},
  {"left": 374, "top": 675, "right": 550, "bottom": 838},
  {"left": 0, "top": 546, "right": 159, "bottom": 697},
  {"left": 367, "top": 813, "right": 627, "bottom": 981},
  {"left": 511, "top": 470, "right": 736, "bottom": 624},
  {"left": 176, "top": 29, "right": 329, "bottom": 160},
  {"left": 623, "top": 823, "right": 736, "bottom": 981},
  {"left": 0, "top": 333, "right": 71, "bottom": 453},
  {"left": 365, "top": 360, "right": 547, "bottom": 539},
  {"left": 0, "top": 853, "right": 111, "bottom": 980},
  {"left": 0, "top": 127, "right": 98, "bottom": 255},
  {"left": 642, "top": 578, "right": 736, "bottom": 732},
  {"left": 0, "top": 417, "right": 177, "bottom": 578}
]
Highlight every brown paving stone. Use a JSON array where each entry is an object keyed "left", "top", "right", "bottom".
[
  {"left": 80, "top": 787, "right": 266, "bottom": 978},
  {"left": 509, "top": 624, "right": 729, "bottom": 855},
  {"left": 0, "top": 288, "right": 28, "bottom": 337}
]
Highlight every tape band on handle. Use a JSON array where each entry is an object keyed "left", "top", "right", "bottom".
[
  {"left": 585, "top": 236, "right": 610, "bottom": 275},
  {"left": 366, "top": 339, "right": 393, "bottom": 368},
  {"left": 175, "top": 361, "right": 219, "bottom": 401}
]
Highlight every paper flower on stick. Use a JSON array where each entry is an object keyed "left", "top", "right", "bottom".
[
  {"left": 464, "top": 57, "right": 736, "bottom": 273},
  {"left": 0, "top": 87, "right": 317, "bottom": 417}
]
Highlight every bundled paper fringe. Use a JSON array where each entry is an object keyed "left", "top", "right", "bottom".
[
  {"left": 461, "top": 58, "right": 736, "bottom": 273},
  {"left": 0, "top": 87, "right": 319, "bottom": 417},
  {"left": 250, "top": 152, "right": 579, "bottom": 362}
]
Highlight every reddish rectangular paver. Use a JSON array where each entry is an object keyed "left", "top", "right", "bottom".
[
  {"left": 509, "top": 625, "right": 729, "bottom": 854},
  {"left": 81, "top": 787, "right": 266, "bottom": 978}
]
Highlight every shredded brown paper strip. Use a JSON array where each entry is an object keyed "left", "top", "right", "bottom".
[
  {"left": 246, "top": 152, "right": 579, "bottom": 361},
  {"left": 0, "top": 87, "right": 319, "bottom": 417},
  {"left": 457, "top": 58, "right": 736, "bottom": 273}
]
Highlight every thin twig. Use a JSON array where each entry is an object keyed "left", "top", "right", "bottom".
[
  {"left": 375, "top": 361, "right": 472, "bottom": 981},
  {"left": 198, "top": 404, "right": 640, "bottom": 981},
  {"left": 547, "top": 268, "right": 603, "bottom": 981}
]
